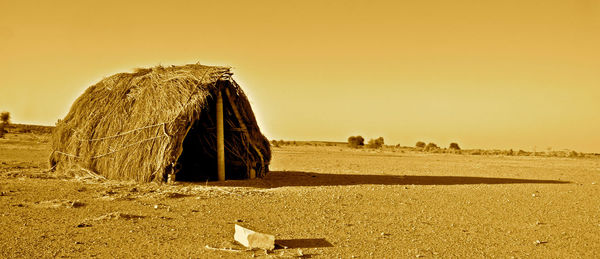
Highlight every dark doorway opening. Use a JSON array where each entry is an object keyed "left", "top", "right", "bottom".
[{"left": 175, "top": 87, "right": 250, "bottom": 181}]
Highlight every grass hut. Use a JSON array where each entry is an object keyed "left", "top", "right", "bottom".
[{"left": 50, "top": 64, "right": 271, "bottom": 182}]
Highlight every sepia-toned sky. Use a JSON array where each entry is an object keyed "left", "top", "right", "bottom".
[{"left": 1, "top": 0, "right": 599, "bottom": 152}]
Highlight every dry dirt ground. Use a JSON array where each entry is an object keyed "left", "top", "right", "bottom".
[{"left": 1, "top": 132, "right": 599, "bottom": 258}]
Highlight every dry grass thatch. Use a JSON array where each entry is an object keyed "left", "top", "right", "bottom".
[{"left": 50, "top": 64, "right": 271, "bottom": 182}]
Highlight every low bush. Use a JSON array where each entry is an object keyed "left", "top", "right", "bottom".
[
  {"left": 449, "top": 142, "right": 460, "bottom": 150},
  {"left": 348, "top": 136, "right": 365, "bottom": 148},
  {"left": 366, "top": 137, "right": 384, "bottom": 149},
  {"left": 424, "top": 142, "right": 439, "bottom": 151},
  {"left": 0, "top": 111, "right": 9, "bottom": 138}
]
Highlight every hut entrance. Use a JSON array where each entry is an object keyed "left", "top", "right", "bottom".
[{"left": 174, "top": 86, "right": 252, "bottom": 181}]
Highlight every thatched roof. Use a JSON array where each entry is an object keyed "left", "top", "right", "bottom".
[{"left": 50, "top": 64, "right": 271, "bottom": 182}]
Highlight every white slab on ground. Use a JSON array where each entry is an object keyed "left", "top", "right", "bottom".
[{"left": 234, "top": 224, "right": 275, "bottom": 250}]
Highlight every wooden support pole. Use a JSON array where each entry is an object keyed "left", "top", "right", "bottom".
[
  {"left": 216, "top": 90, "right": 225, "bottom": 181},
  {"left": 224, "top": 88, "right": 265, "bottom": 178}
]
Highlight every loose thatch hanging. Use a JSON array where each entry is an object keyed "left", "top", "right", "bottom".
[{"left": 50, "top": 64, "right": 271, "bottom": 182}]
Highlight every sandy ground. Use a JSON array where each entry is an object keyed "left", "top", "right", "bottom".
[{"left": 1, "top": 133, "right": 600, "bottom": 258}]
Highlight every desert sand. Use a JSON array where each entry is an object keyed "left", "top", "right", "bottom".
[{"left": 1, "top": 132, "right": 599, "bottom": 258}]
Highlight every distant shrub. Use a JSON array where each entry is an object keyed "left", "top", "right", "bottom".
[
  {"left": 348, "top": 136, "right": 364, "bottom": 148},
  {"left": 449, "top": 142, "right": 460, "bottom": 150},
  {"left": 424, "top": 142, "right": 439, "bottom": 151},
  {"left": 366, "top": 137, "right": 384, "bottom": 149},
  {"left": 415, "top": 141, "right": 426, "bottom": 148},
  {"left": 271, "top": 140, "right": 292, "bottom": 147},
  {"left": 568, "top": 150, "right": 580, "bottom": 158},
  {"left": 0, "top": 112, "right": 9, "bottom": 124},
  {"left": 271, "top": 140, "right": 280, "bottom": 147},
  {"left": 0, "top": 111, "right": 9, "bottom": 138},
  {"left": 470, "top": 150, "right": 482, "bottom": 155}
]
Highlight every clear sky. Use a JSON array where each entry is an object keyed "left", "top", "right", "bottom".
[{"left": 1, "top": 0, "right": 599, "bottom": 152}]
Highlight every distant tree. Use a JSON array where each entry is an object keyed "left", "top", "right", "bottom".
[
  {"left": 449, "top": 142, "right": 461, "bottom": 150},
  {"left": 415, "top": 141, "right": 426, "bottom": 148},
  {"left": 0, "top": 111, "right": 9, "bottom": 138},
  {"left": 424, "top": 142, "right": 439, "bottom": 151},
  {"left": 366, "top": 137, "right": 384, "bottom": 149},
  {"left": 568, "top": 150, "right": 580, "bottom": 158},
  {"left": 0, "top": 112, "right": 9, "bottom": 124},
  {"left": 271, "top": 140, "right": 280, "bottom": 147},
  {"left": 348, "top": 136, "right": 364, "bottom": 148},
  {"left": 508, "top": 149, "right": 514, "bottom": 156}
]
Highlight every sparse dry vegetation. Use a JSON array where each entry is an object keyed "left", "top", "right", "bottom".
[
  {"left": 0, "top": 111, "right": 9, "bottom": 138},
  {"left": 424, "top": 142, "right": 439, "bottom": 152},
  {"left": 347, "top": 136, "right": 364, "bottom": 148},
  {"left": 449, "top": 142, "right": 460, "bottom": 150},
  {"left": 1, "top": 112, "right": 9, "bottom": 124},
  {"left": 271, "top": 137, "right": 598, "bottom": 159},
  {"left": 366, "top": 137, "right": 384, "bottom": 149}
]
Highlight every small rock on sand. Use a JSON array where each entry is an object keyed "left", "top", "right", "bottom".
[{"left": 234, "top": 224, "right": 275, "bottom": 251}]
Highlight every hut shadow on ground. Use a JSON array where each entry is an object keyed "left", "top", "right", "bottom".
[
  {"left": 275, "top": 238, "right": 333, "bottom": 249},
  {"left": 202, "top": 171, "right": 570, "bottom": 188}
]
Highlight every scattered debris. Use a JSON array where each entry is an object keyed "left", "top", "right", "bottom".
[
  {"left": 234, "top": 224, "right": 275, "bottom": 251},
  {"left": 69, "top": 200, "right": 85, "bottom": 208},
  {"left": 162, "top": 192, "right": 187, "bottom": 199},
  {"left": 204, "top": 245, "right": 245, "bottom": 253},
  {"left": 102, "top": 190, "right": 118, "bottom": 196},
  {"left": 33, "top": 199, "right": 84, "bottom": 209},
  {"left": 76, "top": 223, "right": 92, "bottom": 228},
  {"left": 534, "top": 240, "right": 548, "bottom": 245},
  {"left": 93, "top": 212, "right": 145, "bottom": 221}
]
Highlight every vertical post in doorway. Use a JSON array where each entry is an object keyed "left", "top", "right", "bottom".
[{"left": 216, "top": 89, "right": 225, "bottom": 181}]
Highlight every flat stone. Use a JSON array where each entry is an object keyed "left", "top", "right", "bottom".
[{"left": 234, "top": 224, "right": 275, "bottom": 250}]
